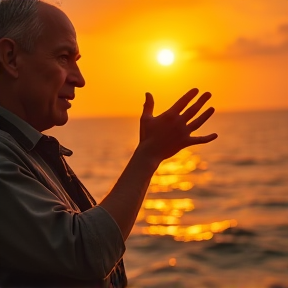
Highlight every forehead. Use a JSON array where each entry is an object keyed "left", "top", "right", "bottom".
[{"left": 36, "top": 3, "right": 78, "bottom": 52}]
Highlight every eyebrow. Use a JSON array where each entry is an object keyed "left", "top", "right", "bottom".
[{"left": 55, "top": 43, "right": 81, "bottom": 58}]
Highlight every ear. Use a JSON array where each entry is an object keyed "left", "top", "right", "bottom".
[{"left": 0, "top": 38, "right": 19, "bottom": 78}]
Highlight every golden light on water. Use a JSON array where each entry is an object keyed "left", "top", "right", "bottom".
[
  {"left": 149, "top": 150, "right": 208, "bottom": 193},
  {"left": 141, "top": 219, "right": 238, "bottom": 242},
  {"left": 169, "top": 258, "right": 177, "bottom": 267},
  {"left": 156, "top": 151, "right": 201, "bottom": 175},
  {"left": 146, "top": 215, "right": 180, "bottom": 225},
  {"left": 144, "top": 198, "right": 194, "bottom": 212},
  {"left": 135, "top": 149, "right": 238, "bottom": 242}
]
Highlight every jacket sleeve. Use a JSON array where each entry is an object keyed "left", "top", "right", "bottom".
[{"left": 0, "top": 155, "right": 125, "bottom": 281}]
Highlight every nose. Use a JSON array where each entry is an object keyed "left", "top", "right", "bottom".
[{"left": 67, "top": 63, "right": 86, "bottom": 88}]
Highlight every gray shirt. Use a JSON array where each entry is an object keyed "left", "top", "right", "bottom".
[{"left": 0, "top": 106, "right": 126, "bottom": 287}]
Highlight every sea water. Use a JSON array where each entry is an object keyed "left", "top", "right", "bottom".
[{"left": 49, "top": 110, "right": 288, "bottom": 288}]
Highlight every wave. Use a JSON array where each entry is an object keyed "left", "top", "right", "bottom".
[
  {"left": 249, "top": 200, "right": 288, "bottom": 208},
  {"left": 269, "top": 284, "right": 288, "bottom": 288},
  {"left": 222, "top": 227, "right": 256, "bottom": 237},
  {"left": 213, "top": 156, "right": 288, "bottom": 167},
  {"left": 276, "top": 224, "right": 288, "bottom": 235}
]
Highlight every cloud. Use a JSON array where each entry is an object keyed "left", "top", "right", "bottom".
[
  {"left": 229, "top": 37, "right": 288, "bottom": 57},
  {"left": 198, "top": 23, "right": 288, "bottom": 61},
  {"left": 278, "top": 23, "right": 288, "bottom": 34}
]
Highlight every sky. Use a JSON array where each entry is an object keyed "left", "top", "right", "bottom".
[{"left": 56, "top": 0, "right": 288, "bottom": 117}]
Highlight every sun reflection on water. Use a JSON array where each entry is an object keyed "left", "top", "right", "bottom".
[
  {"left": 135, "top": 149, "right": 238, "bottom": 242},
  {"left": 149, "top": 150, "right": 212, "bottom": 192},
  {"left": 144, "top": 198, "right": 194, "bottom": 212},
  {"left": 141, "top": 219, "right": 238, "bottom": 242}
]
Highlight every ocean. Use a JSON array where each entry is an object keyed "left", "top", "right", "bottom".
[{"left": 49, "top": 110, "right": 288, "bottom": 288}]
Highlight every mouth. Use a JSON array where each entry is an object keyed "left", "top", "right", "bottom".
[
  {"left": 58, "top": 95, "right": 74, "bottom": 108},
  {"left": 59, "top": 94, "right": 75, "bottom": 102}
]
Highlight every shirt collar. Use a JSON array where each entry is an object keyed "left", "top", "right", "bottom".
[{"left": 0, "top": 106, "right": 73, "bottom": 156}]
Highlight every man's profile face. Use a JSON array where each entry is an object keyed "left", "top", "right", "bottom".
[{"left": 16, "top": 3, "right": 85, "bottom": 131}]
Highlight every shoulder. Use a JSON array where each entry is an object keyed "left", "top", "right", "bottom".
[
  {"left": 0, "top": 130, "right": 22, "bottom": 153},
  {"left": 0, "top": 130, "right": 35, "bottom": 172}
]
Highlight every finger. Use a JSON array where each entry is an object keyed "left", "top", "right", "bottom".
[
  {"left": 187, "top": 107, "right": 215, "bottom": 132},
  {"left": 187, "top": 133, "right": 218, "bottom": 146},
  {"left": 169, "top": 88, "right": 199, "bottom": 115},
  {"left": 181, "top": 92, "right": 211, "bottom": 123},
  {"left": 142, "top": 92, "right": 154, "bottom": 117}
]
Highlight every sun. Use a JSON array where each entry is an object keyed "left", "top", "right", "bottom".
[{"left": 157, "top": 49, "right": 175, "bottom": 66}]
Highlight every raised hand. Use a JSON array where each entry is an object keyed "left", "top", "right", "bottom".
[
  {"left": 140, "top": 88, "right": 218, "bottom": 163},
  {"left": 100, "top": 88, "right": 217, "bottom": 240}
]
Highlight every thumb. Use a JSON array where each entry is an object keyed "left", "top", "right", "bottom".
[{"left": 142, "top": 92, "right": 154, "bottom": 117}]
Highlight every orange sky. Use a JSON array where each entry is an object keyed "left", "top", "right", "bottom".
[{"left": 56, "top": 0, "right": 288, "bottom": 117}]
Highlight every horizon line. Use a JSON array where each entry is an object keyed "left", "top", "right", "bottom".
[{"left": 69, "top": 107, "right": 288, "bottom": 119}]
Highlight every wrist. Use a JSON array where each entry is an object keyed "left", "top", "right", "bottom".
[{"left": 134, "top": 141, "right": 161, "bottom": 173}]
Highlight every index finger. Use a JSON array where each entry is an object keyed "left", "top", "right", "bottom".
[{"left": 169, "top": 88, "right": 199, "bottom": 114}]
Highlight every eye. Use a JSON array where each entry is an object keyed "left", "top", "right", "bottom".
[{"left": 59, "top": 54, "right": 69, "bottom": 64}]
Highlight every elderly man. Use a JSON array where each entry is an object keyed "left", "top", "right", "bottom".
[{"left": 0, "top": 0, "right": 217, "bottom": 287}]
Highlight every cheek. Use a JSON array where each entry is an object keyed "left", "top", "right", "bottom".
[
  {"left": 20, "top": 61, "right": 67, "bottom": 99},
  {"left": 43, "top": 66, "right": 67, "bottom": 86}
]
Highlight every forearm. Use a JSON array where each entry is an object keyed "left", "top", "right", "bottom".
[{"left": 99, "top": 143, "right": 159, "bottom": 241}]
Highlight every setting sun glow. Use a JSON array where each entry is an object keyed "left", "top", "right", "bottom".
[
  {"left": 60, "top": 0, "right": 287, "bottom": 117},
  {"left": 157, "top": 49, "right": 175, "bottom": 66}
]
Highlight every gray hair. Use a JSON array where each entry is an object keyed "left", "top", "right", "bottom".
[{"left": 0, "top": 0, "right": 44, "bottom": 52}]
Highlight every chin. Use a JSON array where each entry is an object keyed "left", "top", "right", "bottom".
[
  {"left": 39, "top": 113, "right": 69, "bottom": 132},
  {"left": 54, "top": 111, "right": 69, "bottom": 127},
  {"left": 55, "top": 117, "right": 69, "bottom": 127}
]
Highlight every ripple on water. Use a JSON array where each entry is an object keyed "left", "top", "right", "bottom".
[
  {"left": 150, "top": 264, "right": 198, "bottom": 275},
  {"left": 249, "top": 200, "right": 288, "bottom": 208},
  {"left": 269, "top": 284, "right": 288, "bottom": 288},
  {"left": 222, "top": 227, "right": 257, "bottom": 237}
]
